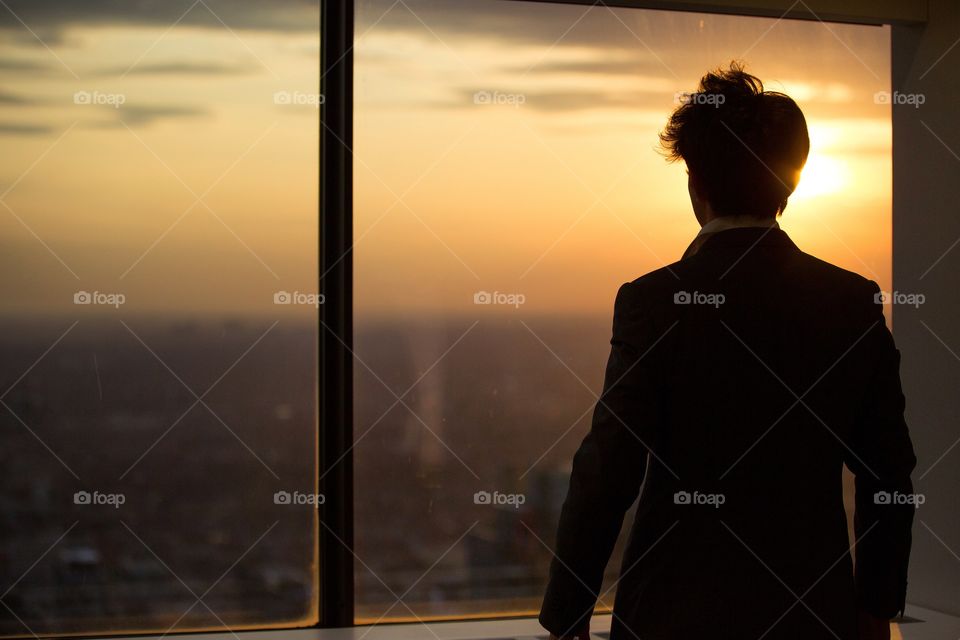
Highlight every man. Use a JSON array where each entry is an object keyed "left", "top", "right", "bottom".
[{"left": 539, "top": 63, "right": 916, "bottom": 640}]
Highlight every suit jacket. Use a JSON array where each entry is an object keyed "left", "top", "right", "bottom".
[{"left": 539, "top": 227, "right": 917, "bottom": 640}]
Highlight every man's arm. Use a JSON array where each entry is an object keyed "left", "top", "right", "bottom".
[
  {"left": 539, "top": 282, "right": 665, "bottom": 638},
  {"left": 845, "top": 282, "right": 917, "bottom": 622}
]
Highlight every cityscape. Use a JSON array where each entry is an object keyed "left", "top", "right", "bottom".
[{"left": 0, "top": 313, "right": 638, "bottom": 635}]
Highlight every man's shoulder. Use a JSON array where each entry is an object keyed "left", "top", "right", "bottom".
[
  {"left": 625, "top": 263, "right": 683, "bottom": 290},
  {"left": 796, "top": 249, "right": 874, "bottom": 282},
  {"left": 792, "top": 250, "right": 881, "bottom": 301},
  {"left": 617, "top": 263, "right": 685, "bottom": 308},
  {"left": 619, "top": 250, "right": 880, "bottom": 306}
]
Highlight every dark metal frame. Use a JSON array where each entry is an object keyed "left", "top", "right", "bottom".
[
  {"left": 319, "top": 0, "right": 355, "bottom": 629},
  {"left": 519, "top": 0, "right": 925, "bottom": 25}
]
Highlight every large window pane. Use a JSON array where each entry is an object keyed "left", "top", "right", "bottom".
[
  {"left": 0, "top": 2, "right": 320, "bottom": 635},
  {"left": 354, "top": 0, "right": 890, "bottom": 621}
]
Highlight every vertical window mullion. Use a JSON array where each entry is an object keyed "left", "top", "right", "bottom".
[{"left": 319, "top": 0, "right": 355, "bottom": 628}]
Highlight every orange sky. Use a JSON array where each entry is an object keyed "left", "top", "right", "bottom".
[
  {"left": 354, "top": 3, "right": 892, "bottom": 320},
  {"left": 0, "top": 24, "right": 319, "bottom": 320},
  {"left": 0, "top": 2, "right": 891, "bottom": 321}
]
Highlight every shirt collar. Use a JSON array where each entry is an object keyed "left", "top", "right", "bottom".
[
  {"left": 682, "top": 215, "right": 781, "bottom": 260},
  {"left": 695, "top": 214, "right": 779, "bottom": 239}
]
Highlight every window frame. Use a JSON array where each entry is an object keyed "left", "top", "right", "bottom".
[
  {"left": 318, "top": 0, "right": 922, "bottom": 630},
  {"left": 319, "top": 0, "right": 355, "bottom": 629},
  {"left": 10, "top": 1, "right": 919, "bottom": 637}
]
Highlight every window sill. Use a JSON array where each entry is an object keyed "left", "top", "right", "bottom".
[
  {"left": 106, "top": 615, "right": 609, "bottom": 640},
  {"left": 86, "top": 605, "right": 960, "bottom": 640}
]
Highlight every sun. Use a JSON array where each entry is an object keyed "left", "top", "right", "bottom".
[
  {"left": 791, "top": 124, "right": 849, "bottom": 201},
  {"left": 793, "top": 152, "right": 847, "bottom": 201}
]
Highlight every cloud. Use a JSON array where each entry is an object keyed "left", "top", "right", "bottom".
[
  {"left": 447, "top": 87, "right": 669, "bottom": 113},
  {"left": 0, "top": 122, "right": 55, "bottom": 135},
  {"left": 524, "top": 90, "right": 664, "bottom": 112},
  {"left": 355, "top": 1, "right": 639, "bottom": 49},
  {"left": 0, "top": 59, "right": 57, "bottom": 73},
  {"left": 93, "top": 61, "right": 256, "bottom": 77},
  {"left": 0, "top": 89, "right": 35, "bottom": 105},
  {"left": 0, "top": 0, "right": 320, "bottom": 40},
  {"left": 88, "top": 104, "right": 210, "bottom": 127},
  {"left": 120, "top": 104, "right": 209, "bottom": 125},
  {"left": 502, "top": 57, "right": 667, "bottom": 77},
  {"left": 0, "top": 0, "right": 667, "bottom": 54}
]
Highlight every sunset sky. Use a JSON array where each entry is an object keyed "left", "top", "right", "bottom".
[
  {"left": 0, "top": 0, "right": 892, "bottom": 320},
  {"left": 0, "top": 0, "right": 320, "bottom": 319},
  {"left": 353, "top": 1, "right": 892, "bottom": 319}
]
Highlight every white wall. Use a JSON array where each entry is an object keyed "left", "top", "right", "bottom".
[{"left": 892, "top": 0, "right": 960, "bottom": 616}]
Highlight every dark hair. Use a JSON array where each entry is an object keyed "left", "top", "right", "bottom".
[{"left": 659, "top": 61, "right": 809, "bottom": 218}]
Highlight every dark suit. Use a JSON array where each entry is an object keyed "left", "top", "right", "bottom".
[{"left": 540, "top": 227, "right": 916, "bottom": 640}]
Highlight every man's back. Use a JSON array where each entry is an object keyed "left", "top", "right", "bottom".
[{"left": 540, "top": 227, "right": 916, "bottom": 640}]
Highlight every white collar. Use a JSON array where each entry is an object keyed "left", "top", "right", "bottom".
[{"left": 695, "top": 215, "right": 779, "bottom": 239}]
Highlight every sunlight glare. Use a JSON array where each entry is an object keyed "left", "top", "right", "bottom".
[{"left": 793, "top": 152, "right": 847, "bottom": 200}]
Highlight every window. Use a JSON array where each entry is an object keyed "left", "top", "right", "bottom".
[
  {"left": 1, "top": 0, "right": 900, "bottom": 635},
  {"left": 353, "top": 0, "right": 891, "bottom": 622},
  {"left": 0, "top": 2, "right": 320, "bottom": 635}
]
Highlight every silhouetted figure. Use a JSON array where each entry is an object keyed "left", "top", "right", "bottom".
[{"left": 540, "top": 62, "right": 916, "bottom": 640}]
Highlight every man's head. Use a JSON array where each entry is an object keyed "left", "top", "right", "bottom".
[{"left": 660, "top": 62, "right": 809, "bottom": 222}]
